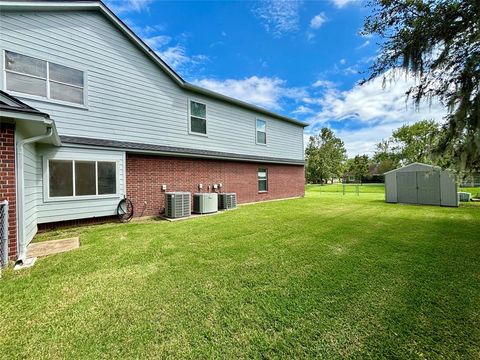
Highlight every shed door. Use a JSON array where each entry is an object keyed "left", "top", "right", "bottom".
[
  {"left": 416, "top": 171, "right": 441, "bottom": 205},
  {"left": 397, "top": 172, "right": 417, "bottom": 204}
]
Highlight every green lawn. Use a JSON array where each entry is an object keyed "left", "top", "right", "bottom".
[{"left": 1, "top": 187, "right": 479, "bottom": 359}]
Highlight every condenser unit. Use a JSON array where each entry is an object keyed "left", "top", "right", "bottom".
[
  {"left": 165, "top": 192, "right": 191, "bottom": 218},
  {"left": 458, "top": 192, "right": 472, "bottom": 202},
  {"left": 218, "top": 193, "right": 237, "bottom": 210},
  {"left": 193, "top": 193, "right": 218, "bottom": 214}
]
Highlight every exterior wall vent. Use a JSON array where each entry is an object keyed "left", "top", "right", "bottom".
[
  {"left": 193, "top": 193, "right": 218, "bottom": 214},
  {"left": 165, "top": 192, "right": 191, "bottom": 218},
  {"left": 218, "top": 193, "right": 237, "bottom": 210}
]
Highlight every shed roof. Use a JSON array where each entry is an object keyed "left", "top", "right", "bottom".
[
  {"left": 0, "top": 0, "right": 308, "bottom": 128},
  {"left": 383, "top": 162, "right": 443, "bottom": 175}
]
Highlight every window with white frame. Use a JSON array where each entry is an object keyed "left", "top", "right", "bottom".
[
  {"left": 256, "top": 119, "right": 266, "bottom": 144},
  {"left": 48, "top": 160, "right": 116, "bottom": 198},
  {"left": 5, "top": 50, "right": 85, "bottom": 105},
  {"left": 189, "top": 100, "right": 207, "bottom": 134},
  {"left": 258, "top": 168, "right": 268, "bottom": 192}
]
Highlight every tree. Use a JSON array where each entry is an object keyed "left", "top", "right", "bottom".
[
  {"left": 347, "top": 155, "right": 370, "bottom": 183},
  {"left": 373, "top": 120, "right": 441, "bottom": 170},
  {"left": 362, "top": 0, "right": 480, "bottom": 172},
  {"left": 305, "top": 128, "right": 347, "bottom": 184},
  {"left": 391, "top": 120, "right": 441, "bottom": 164},
  {"left": 373, "top": 139, "right": 401, "bottom": 173}
]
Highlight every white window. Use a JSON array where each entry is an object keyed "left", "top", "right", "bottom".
[
  {"left": 256, "top": 119, "right": 266, "bottom": 145},
  {"left": 4, "top": 50, "right": 85, "bottom": 105},
  {"left": 189, "top": 100, "right": 207, "bottom": 135},
  {"left": 258, "top": 168, "right": 268, "bottom": 192},
  {"left": 48, "top": 159, "right": 117, "bottom": 199}
]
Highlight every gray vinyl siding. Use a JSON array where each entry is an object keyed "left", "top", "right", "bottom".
[
  {"left": 440, "top": 170, "right": 458, "bottom": 207},
  {"left": 384, "top": 172, "right": 397, "bottom": 203},
  {"left": 0, "top": 10, "right": 304, "bottom": 161},
  {"left": 35, "top": 144, "right": 125, "bottom": 224}
]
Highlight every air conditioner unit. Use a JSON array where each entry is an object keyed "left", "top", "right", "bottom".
[
  {"left": 458, "top": 192, "right": 472, "bottom": 202},
  {"left": 165, "top": 192, "right": 191, "bottom": 218},
  {"left": 193, "top": 193, "right": 218, "bottom": 214},
  {"left": 218, "top": 193, "right": 237, "bottom": 210}
]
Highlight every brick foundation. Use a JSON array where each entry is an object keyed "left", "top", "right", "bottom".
[
  {"left": 37, "top": 215, "right": 119, "bottom": 232},
  {"left": 0, "top": 123, "right": 17, "bottom": 259},
  {"left": 126, "top": 154, "right": 305, "bottom": 217}
]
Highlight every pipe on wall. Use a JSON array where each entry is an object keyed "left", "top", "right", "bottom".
[{"left": 16, "top": 126, "right": 53, "bottom": 263}]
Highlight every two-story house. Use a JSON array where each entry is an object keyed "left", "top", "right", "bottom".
[{"left": 0, "top": 0, "right": 306, "bottom": 263}]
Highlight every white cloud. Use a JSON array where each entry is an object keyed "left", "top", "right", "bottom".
[
  {"left": 312, "top": 72, "right": 446, "bottom": 124},
  {"left": 192, "top": 76, "right": 306, "bottom": 110},
  {"left": 356, "top": 40, "right": 370, "bottom": 49},
  {"left": 310, "top": 12, "right": 328, "bottom": 29},
  {"left": 340, "top": 58, "right": 347, "bottom": 65},
  {"left": 331, "top": 0, "right": 356, "bottom": 8},
  {"left": 144, "top": 35, "right": 171, "bottom": 49},
  {"left": 312, "top": 79, "right": 336, "bottom": 88},
  {"left": 106, "top": 0, "right": 152, "bottom": 13},
  {"left": 124, "top": 20, "right": 208, "bottom": 78},
  {"left": 292, "top": 105, "right": 314, "bottom": 114},
  {"left": 304, "top": 71, "right": 448, "bottom": 156},
  {"left": 252, "top": 0, "right": 302, "bottom": 37},
  {"left": 336, "top": 124, "right": 400, "bottom": 156}
]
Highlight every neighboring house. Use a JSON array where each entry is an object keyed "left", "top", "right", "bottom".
[
  {"left": 343, "top": 164, "right": 383, "bottom": 184},
  {"left": 0, "top": 1, "right": 306, "bottom": 262}
]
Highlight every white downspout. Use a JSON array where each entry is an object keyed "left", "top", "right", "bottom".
[{"left": 16, "top": 126, "right": 53, "bottom": 263}]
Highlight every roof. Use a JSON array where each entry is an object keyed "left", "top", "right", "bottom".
[
  {"left": 0, "top": 0, "right": 308, "bottom": 128},
  {"left": 0, "top": 90, "right": 50, "bottom": 117},
  {"left": 0, "top": 91, "right": 62, "bottom": 146},
  {"left": 383, "top": 162, "right": 442, "bottom": 175},
  {"left": 60, "top": 136, "right": 305, "bottom": 165}
]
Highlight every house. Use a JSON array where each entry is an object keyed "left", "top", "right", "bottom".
[
  {"left": 343, "top": 164, "right": 383, "bottom": 183},
  {"left": 0, "top": 1, "right": 306, "bottom": 263}
]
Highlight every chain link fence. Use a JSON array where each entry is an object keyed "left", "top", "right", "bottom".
[{"left": 1, "top": 200, "right": 9, "bottom": 269}]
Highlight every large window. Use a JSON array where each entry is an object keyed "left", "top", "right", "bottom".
[
  {"left": 189, "top": 100, "right": 207, "bottom": 135},
  {"left": 256, "top": 119, "right": 266, "bottom": 145},
  {"left": 5, "top": 50, "right": 85, "bottom": 105},
  {"left": 258, "top": 168, "right": 268, "bottom": 192},
  {"left": 48, "top": 160, "right": 116, "bottom": 198}
]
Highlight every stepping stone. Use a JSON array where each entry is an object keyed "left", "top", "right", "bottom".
[{"left": 27, "top": 237, "right": 80, "bottom": 258}]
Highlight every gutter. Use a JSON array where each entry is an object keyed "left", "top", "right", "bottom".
[{"left": 15, "top": 125, "right": 53, "bottom": 263}]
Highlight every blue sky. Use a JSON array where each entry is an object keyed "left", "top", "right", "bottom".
[{"left": 106, "top": 0, "right": 446, "bottom": 156}]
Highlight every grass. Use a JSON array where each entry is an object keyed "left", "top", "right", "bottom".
[
  {"left": 1, "top": 186, "right": 479, "bottom": 359},
  {"left": 460, "top": 187, "right": 480, "bottom": 198}
]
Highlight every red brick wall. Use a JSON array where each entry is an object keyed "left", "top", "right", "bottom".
[
  {"left": 0, "top": 123, "right": 17, "bottom": 259},
  {"left": 126, "top": 154, "right": 305, "bottom": 217}
]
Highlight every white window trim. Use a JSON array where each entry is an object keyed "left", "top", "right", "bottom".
[
  {"left": 2, "top": 49, "right": 89, "bottom": 109},
  {"left": 258, "top": 168, "right": 268, "bottom": 193},
  {"left": 255, "top": 118, "right": 267, "bottom": 146},
  {"left": 188, "top": 98, "right": 208, "bottom": 137},
  {"left": 43, "top": 157, "right": 119, "bottom": 202}
]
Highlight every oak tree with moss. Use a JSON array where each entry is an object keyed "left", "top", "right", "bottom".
[{"left": 363, "top": 0, "right": 479, "bottom": 171}]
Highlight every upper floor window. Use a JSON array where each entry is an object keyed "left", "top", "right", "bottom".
[
  {"left": 4, "top": 50, "right": 85, "bottom": 105},
  {"left": 48, "top": 159, "right": 116, "bottom": 199},
  {"left": 189, "top": 100, "right": 207, "bottom": 135},
  {"left": 256, "top": 119, "right": 266, "bottom": 145}
]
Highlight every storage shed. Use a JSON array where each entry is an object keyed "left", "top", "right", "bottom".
[{"left": 384, "top": 163, "right": 458, "bottom": 207}]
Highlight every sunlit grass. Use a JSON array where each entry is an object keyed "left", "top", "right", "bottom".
[{"left": 1, "top": 186, "right": 479, "bottom": 358}]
